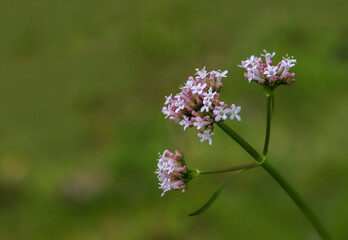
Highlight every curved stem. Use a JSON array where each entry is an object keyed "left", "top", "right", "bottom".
[
  {"left": 216, "top": 122, "right": 331, "bottom": 240},
  {"left": 200, "top": 162, "right": 259, "bottom": 175},
  {"left": 263, "top": 90, "right": 273, "bottom": 156}
]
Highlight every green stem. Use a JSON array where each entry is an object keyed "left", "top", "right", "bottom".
[
  {"left": 261, "top": 161, "right": 331, "bottom": 239},
  {"left": 216, "top": 122, "right": 331, "bottom": 240},
  {"left": 263, "top": 90, "right": 273, "bottom": 156},
  {"left": 200, "top": 162, "right": 259, "bottom": 175},
  {"left": 216, "top": 122, "right": 263, "bottom": 163}
]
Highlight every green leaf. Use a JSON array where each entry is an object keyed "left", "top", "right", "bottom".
[
  {"left": 188, "top": 177, "right": 230, "bottom": 216},
  {"left": 189, "top": 169, "right": 246, "bottom": 216}
]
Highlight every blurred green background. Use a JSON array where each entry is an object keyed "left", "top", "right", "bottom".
[{"left": 0, "top": 0, "right": 348, "bottom": 239}]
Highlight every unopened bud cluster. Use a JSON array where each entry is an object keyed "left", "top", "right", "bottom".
[
  {"left": 162, "top": 67, "right": 241, "bottom": 145},
  {"left": 238, "top": 50, "right": 297, "bottom": 87},
  {"left": 155, "top": 150, "right": 198, "bottom": 197}
]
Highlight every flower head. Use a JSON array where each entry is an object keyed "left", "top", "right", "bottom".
[
  {"left": 238, "top": 50, "right": 296, "bottom": 87},
  {"left": 162, "top": 67, "right": 241, "bottom": 145},
  {"left": 155, "top": 150, "right": 199, "bottom": 196}
]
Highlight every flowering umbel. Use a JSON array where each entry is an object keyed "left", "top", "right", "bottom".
[
  {"left": 162, "top": 67, "right": 241, "bottom": 145},
  {"left": 155, "top": 150, "right": 199, "bottom": 196},
  {"left": 238, "top": 50, "right": 297, "bottom": 87}
]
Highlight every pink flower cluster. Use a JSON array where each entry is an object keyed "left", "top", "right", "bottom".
[
  {"left": 155, "top": 150, "right": 190, "bottom": 197},
  {"left": 162, "top": 67, "right": 241, "bottom": 145},
  {"left": 238, "top": 50, "right": 297, "bottom": 86}
]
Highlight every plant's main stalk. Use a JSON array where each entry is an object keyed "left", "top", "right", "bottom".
[
  {"left": 216, "top": 122, "right": 331, "bottom": 240},
  {"left": 261, "top": 161, "right": 331, "bottom": 240}
]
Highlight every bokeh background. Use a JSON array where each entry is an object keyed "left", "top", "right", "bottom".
[{"left": 0, "top": 0, "right": 348, "bottom": 239}]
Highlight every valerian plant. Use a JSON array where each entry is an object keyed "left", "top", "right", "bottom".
[{"left": 155, "top": 50, "right": 331, "bottom": 240}]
